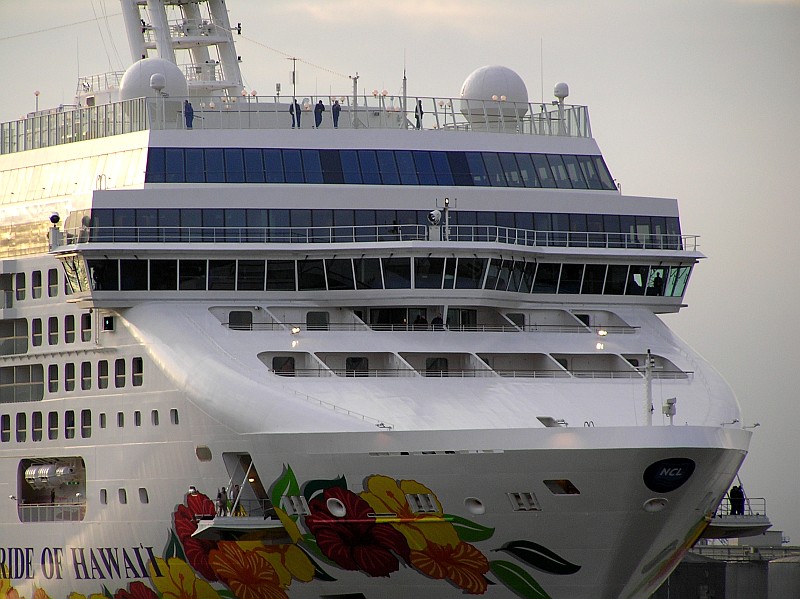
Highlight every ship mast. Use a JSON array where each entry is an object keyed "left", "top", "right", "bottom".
[{"left": 119, "top": 0, "right": 244, "bottom": 97}]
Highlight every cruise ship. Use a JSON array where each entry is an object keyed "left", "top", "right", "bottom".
[{"left": 0, "top": 1, "right": 750, "bottom": 598}]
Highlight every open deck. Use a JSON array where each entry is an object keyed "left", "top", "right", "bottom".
[{"left": 1, "top": 94, "right": 591, "bottom": 155}]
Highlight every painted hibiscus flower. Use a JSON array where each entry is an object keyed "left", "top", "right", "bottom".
[
  {"left": 173, "top": 492, "right": 219, "bottom": 581},
  {"left": 209, "top": 542, "right": 288, "bottom": 599},
  {"left": 113, "top": 581, "right": 159, "bottom": 599},
  {"left": 410, "top": 540, "right": 490, "bottom": 595},
  {"left": 304, "top": 486, "right": 411, "bottom": 577},
  {"left": 360, "top": 475, "right": 461, "bottom": 550}
]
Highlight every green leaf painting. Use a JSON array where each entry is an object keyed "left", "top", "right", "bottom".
[
  {"left": 269, "top": 464, "right": 300, "bottom": 507},
  {"left": 490, "top": 560, "right": 552, "bottom": 599},
  {"left": 302, "top": 474, "right": 347, "bottom": 503},
  {"left": 495, "top": 540, "right": 581, "bottom": 575},
  {"left": 447, "top": 513, "right": 496, "bottom": 542}
]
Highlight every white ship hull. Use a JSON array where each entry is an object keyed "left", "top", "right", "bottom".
[
  {"left": 1, "top": 415, "right": 748, "bottom": 599},
  {"left": 0, "top": 2, "right": 749, "bottom": 597}
]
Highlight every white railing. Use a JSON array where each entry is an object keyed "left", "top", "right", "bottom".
[
  {"left": 1, "top": 93, "right": 590, "bottom": 155},
  {"left": 57, "top": 224, "right": 696, "bottom": 252},
  {"left": 18, "top": 502, "right": 86, "bottom": 522}
]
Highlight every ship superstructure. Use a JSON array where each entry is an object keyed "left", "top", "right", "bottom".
[{"left": 0, "top": 2, "right": 749, "bottom": 598}]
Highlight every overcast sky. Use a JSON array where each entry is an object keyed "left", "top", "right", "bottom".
[{"left": 2, "top": 0, "right": 799, "bottom": 543}]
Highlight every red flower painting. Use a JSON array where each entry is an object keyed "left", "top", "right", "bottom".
[
  {"left": 304, "top": 487, "right": 411, "bottom": 577},
  {"left": 173, "top": 492, "right": 219, "bottom": 582},
  {"left": 113, "top": 581, "right": 159, "bottom": 599}
]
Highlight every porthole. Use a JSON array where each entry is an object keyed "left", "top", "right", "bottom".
[
  {"left": 643, "top": 497, "right": 669, "bottom": 513},
  {"left": 326, "top": 497, "right": 347, "bottom": 518},
  {"left": 465, "top": 497, "right": 485, "bottom": 515},
  {"left": 195, "top": 446, "right": 212, "bottom": 462}
]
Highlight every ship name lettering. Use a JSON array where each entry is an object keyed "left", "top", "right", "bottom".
[
  {"left": 69, "top": 547, "right": 159, "bottom": 581},
  {"left": 659, "top": 467, "right": 684, "bottom": 477},
  {"left": 40, "top": 547, "right": 64, "bottom": 580},
  {"left": 0, "top": 547, "right": 35, "bottom": 580}
]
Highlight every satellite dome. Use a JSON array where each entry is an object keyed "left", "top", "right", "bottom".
[
  {"left": 119, "top": 57, "right": 188, "bottom": 101},
  {"left": 460, "top": 65, "right": 528, "bottom": 104},
  {"left": 459, "top": 65, "right": 528, "bottom": 128}
]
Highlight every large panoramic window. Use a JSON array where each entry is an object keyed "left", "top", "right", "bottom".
[{"left": 145, "top": 147, "right": 616, "bottom": 190}]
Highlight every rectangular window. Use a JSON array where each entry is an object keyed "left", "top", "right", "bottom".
[
  {"left": 64, "top": 315, "right": 75, "bottom": 343},
  {"left": 100, "top": 413, "right": 107, "bottom": 428},
  {"left": 272, "top": 356, "right": 295, "bottom": 376},
  {"left": 48, "top": 269, "right": 59, "bottom": 297},
  {"left": 81, "top": 362, "right": 92, "bottom": 390},
  {"left": 150, "top": 260, "right": 178, "bottom": 290},
  {"left": 98, "top": 360, "right": 109, "bottom": 389},
  {"left": 297, "top": 260, "right": 326, "bottom": 291},
  {"left": 81, "top": 409, "right": 91, "bottom": 438},
  {"left": 134, "top": 410, "right": 142, "bottom": 426},
  {"left": 81, "top": 313, "right": 92, "bottom": 342},
  {"left": 15, "top": 273, "right": 26, "bottom": 301},
  {"left": 382, "top": 258, "right": 411, "bottom": 289},
  {"left": 65, "top": 363, "right": 75, "bottom": 391},
  {"left": 120, "top": 259, "right": 148, "bottom": 290},
  {"left": 115, "top": 359, "right": 126, "bottom": 388},
  {"left": 132, "top": 357, "right": 143, "bottom": 387},
  {"left": 32, "top": 318, "right": 42, "bottom": 346},
  {"left": 170, "top": 409, "right": 179, "bottom": 425},
  {"left": 32, "top": 271, "right": 42, "bottom": 299},
  {"left": 48, "top": 412, "right": 58, "bottom": 440},
  {"left": 283, "top": 149, "right": 303, "bottom": 183},
  {"left": 0, "top": 414, "right": 9, "bottom": 442},
  {"left": 237, "top": 260, "right": 266, "bottom": 291},
  {"left": 243, "top": 148, "right": 265, "bottom": 183},
  {"left": 65, "top": 410, "right": 75, "bottom": 439},
  {"left": 455, "top": 257, "right": 486, "bottom": 289},
  {"left": 151, "top": 410, "right": 159, "bottom": 426},
  {"left": 15, "top": 412, "right": 26, "bottom": 442},
  {"left": 48, "top": 316, "right": 59, "bottom": 345},
  {"left": 48, "top": 364, "right": 58, "bottom": 393},
  {"left": 376, "top": 150, "right": 400, "bottom": 184},
  {"left": 179, "top": 260, "right": 207, "bottom": 290},
  {"left": 208, "top": 260, "right": 236, "bottom": 290},
  {"left": 117, "top": 412, "right": 125, "bottom": 427},
  {"left": 532, "top": 263, "right": 560, "bottom": 294},
  {"left": 266, "top": 260, "right": 296, "bottom": 291}
]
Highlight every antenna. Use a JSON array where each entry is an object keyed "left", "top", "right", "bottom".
[{"left": 540, "top": 38, "right": 544, "bottom": 102}]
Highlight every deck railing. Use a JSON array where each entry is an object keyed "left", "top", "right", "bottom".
[
  {"left": 1, "top": 94, "right": 590, "bottom": 155},
  {"left": 225, "top": 322, "right": 639, "bottom": 334},
  {"left": 58, "top": 224, "right": 696, "bottom": 251},
  {"left": 269, "top": 367, "right": 691, "bottom": 379}
]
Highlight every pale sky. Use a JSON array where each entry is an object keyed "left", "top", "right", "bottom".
[{"left": 2, "top": 0, "right": 799, "bottom": 544}]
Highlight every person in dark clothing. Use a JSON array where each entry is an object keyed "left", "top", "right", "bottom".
[
  {"left": 431, "top": 313, "right": 444, "bottom": 330},
  {"left": 289, "top": 98, "right": 301, "bottom": 128},
  {"left": 414, "top": 99, "right": 424, "bottom": 129},
  {"left": 184, "top": 100, "right": 194, "bottom": 129},
  {"left": 332, "top": 99, "right": 341, "bottom": 128},
  {"left": 314, "top": 100, "right": 325, "bottom": 128},
  {"left": 729, "top": 485, "right": 745, "bottom": 515}
]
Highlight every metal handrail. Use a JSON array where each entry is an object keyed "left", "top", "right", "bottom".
[
  {"left": 224, "top": 322, "right": 639, "bottom": 334},
  {"left": 57, "top": 224, "right": 696, "bottom": 251}
]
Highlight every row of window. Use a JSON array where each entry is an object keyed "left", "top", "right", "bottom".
[
  {"left": 5, "top": 269, "right": 61, "bottom": 302},
  {"left": 86, "top": 256, "right": 691, "bottom": 297},
  {"left": 0, "top": 357, "right": 143, "bottom": 404},
  {"left": 1, "top": 406, "right": 178, "bottom": 442},
  {"left": 145, "top": 148, "right": 617, "bottom": 190},
  {"left": 29, "top": 313, "right": 92, "bottom": 348},
  {"left": 83, "top": 208, "right": 681, "bottom": 246}
]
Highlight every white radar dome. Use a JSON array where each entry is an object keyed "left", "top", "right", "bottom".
[
  {"left": 459, "top": 65, "right": 529, "bottom": 129},
  {"left": 119, "top": 58, "right": 188, "bottom": 101},
  {"left": 460, "top": 65, "right": 529, "bottom": 104}
]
